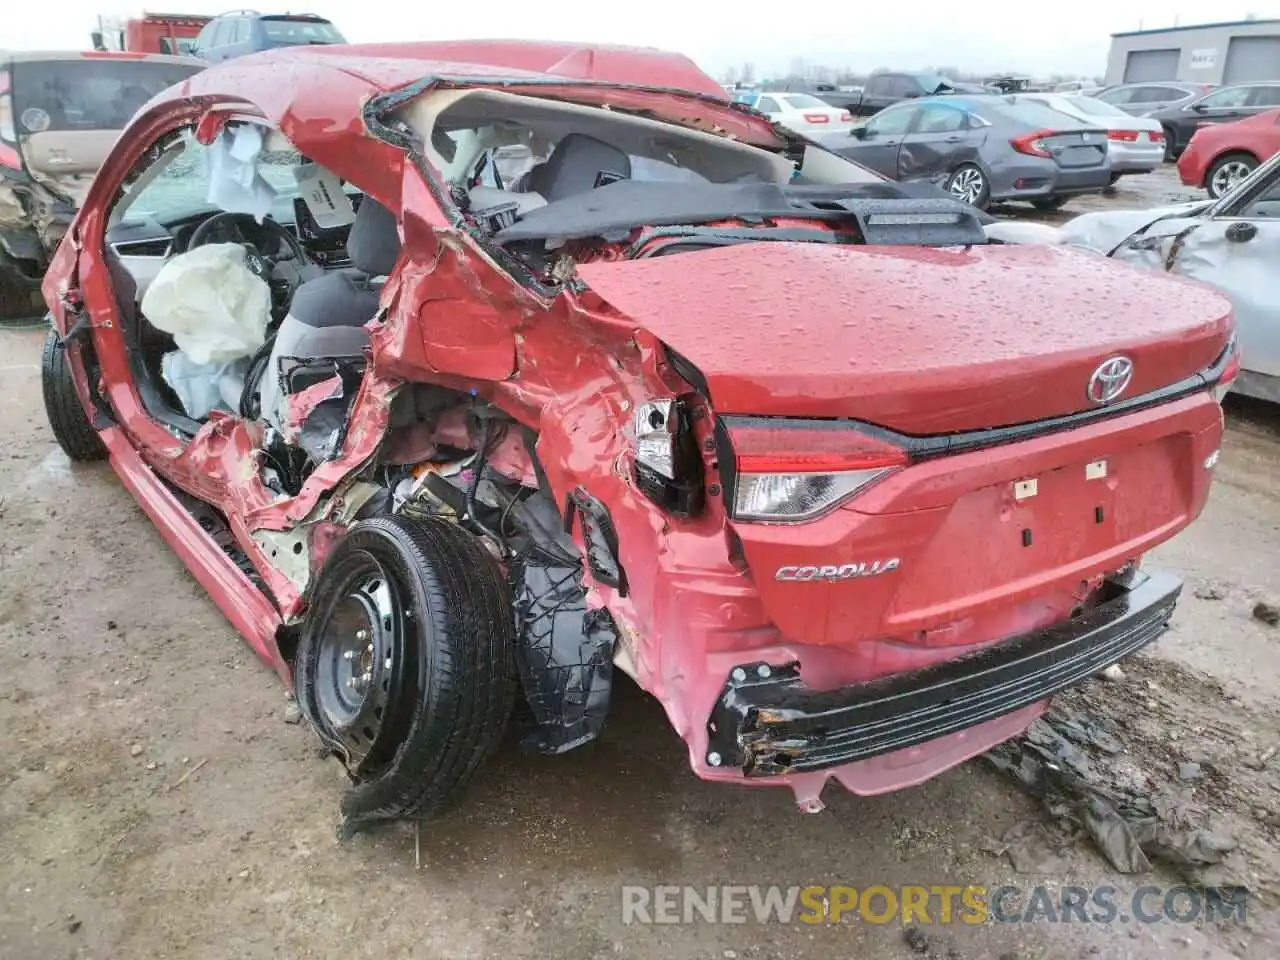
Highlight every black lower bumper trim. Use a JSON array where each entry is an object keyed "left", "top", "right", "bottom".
[{"left": 707, "top": 570, "right": 1181, "bottom": 776}]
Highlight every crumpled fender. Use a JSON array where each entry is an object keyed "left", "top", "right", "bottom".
[{"left": 1057, "top": 200, "right": 1212, "bottom": 256}]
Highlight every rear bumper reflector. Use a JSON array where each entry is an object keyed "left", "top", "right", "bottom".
[{"left": 706, "top": 569, "right": 1181, "bottom": 776}]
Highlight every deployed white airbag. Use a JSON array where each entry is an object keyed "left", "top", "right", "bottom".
[
  {"left": 160, "top": 352, "right": 250, "bottom": 420},
  {"left": 140, "top": 242, "right": 271, "bottom": 364}
]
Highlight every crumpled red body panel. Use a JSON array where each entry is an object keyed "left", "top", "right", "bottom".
[{"left": 40, "top": 46, "right": 1224, "bottom": 811}]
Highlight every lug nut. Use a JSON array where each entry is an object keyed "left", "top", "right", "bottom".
[
  {"left": 731, "top": 667, "right": 747, "bottom": 682},
  {"left": 343, "top": 650, "right": 356, "bottom": 661},
  {"left": 356, "top": 628, "right": 369, "bottom": 641},
  {"left": 707, "top": 752, "right": 722, "bottom": 767},
  {"left": 757, "top": 664, "right": 772, "bottom": 679}
]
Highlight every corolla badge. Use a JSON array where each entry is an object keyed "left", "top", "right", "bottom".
[
  {"left": 776, "top": 559, "right": 901, "bottom": 582},
  {"left": 1087, "top": 356, "right": 1134, "bottom": 405}
]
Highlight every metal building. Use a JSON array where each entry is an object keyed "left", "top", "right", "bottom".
[{"left": 1105, "top": 18, "right": 1280, "bottom": 86}]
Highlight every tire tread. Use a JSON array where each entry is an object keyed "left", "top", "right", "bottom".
[{"left": 40, "top": 329, "right": 107, "bottom": 462}]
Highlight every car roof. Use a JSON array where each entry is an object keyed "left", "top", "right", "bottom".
[
  {"left": 104, "top": 40, "right": 765, "bottom": 216},
  {"left": 0, "top": 50, "right": 201, "bottom": 67},
  {"left": 210, "top": 9, "right": 333, "bottom": 21},
  {"left": 1106, "top": 81, "right": 1201, "bottom": 90}
]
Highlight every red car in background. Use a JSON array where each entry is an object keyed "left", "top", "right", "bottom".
[{"left": 1178, "top": 108, "right": 1280, "bottom": 198}]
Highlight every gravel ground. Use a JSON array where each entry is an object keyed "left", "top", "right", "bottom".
[{"left": 2, "top": 165, "right": 1279, "bottom": 960}]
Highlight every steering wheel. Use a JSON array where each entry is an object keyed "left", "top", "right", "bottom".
[{"left": 187, "top": 211, "right": 311, "bottom": 303}]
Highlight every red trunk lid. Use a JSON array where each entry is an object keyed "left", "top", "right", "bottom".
[{"left": 577, "top": 242, "right": 1232, "bottom": 434}]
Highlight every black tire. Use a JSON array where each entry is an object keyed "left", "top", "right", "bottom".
[
  {"left": 1108, "top": 172, "right": 1123, "bottom": 186},
  {"left": 295, "top": 514, "right": 516, "bottom": 831},
  {"left": 1031, "top": 196, "right": 1070, "bottom": 212},
  {"left": 1205, "top": 152, "right": 1258, "bottom": 199},
  {"left": 41, "top": 327, "right": 107, "bottom": 462},
  {"left": 945, "top": 163, "right": 990, "bottom": 210}
]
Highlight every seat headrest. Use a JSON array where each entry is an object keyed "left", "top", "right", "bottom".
[
  {"left": 347, "top": 197, "right": 401, "bottom": 277},
  {"left": 527, "top": 134, "right": 631, "bottom": 204}
]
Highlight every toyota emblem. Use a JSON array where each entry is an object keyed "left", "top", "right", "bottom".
[{"left": 1087, "top": 356, "right": 1134, "bottom": 405}]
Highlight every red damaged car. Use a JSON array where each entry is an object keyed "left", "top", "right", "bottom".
[{"left": 40, "top": 40, "right": 1237, "bottom": 829}]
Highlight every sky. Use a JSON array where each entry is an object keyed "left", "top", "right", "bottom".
[{"left": 4, "top": 1, "right": 1280, "bottom": 78}]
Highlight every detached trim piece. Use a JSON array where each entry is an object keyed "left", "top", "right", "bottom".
[{"left": 706, "top": 570, "right": 1182, "bottom": 776}]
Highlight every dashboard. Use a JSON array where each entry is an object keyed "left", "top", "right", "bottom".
[{"left": 105, "top": 197, "right": 363, "bottom": 298}]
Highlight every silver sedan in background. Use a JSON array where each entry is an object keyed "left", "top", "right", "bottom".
[
  {"left": 1019, "top": 92, "right": 1165, "bottom": 181},
  {"left": 817, "top": 94, "right": 1113, "bottom": 211}
]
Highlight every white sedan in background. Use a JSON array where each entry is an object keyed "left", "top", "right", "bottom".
[
  {"left": 1021, "top": 92, "right": 1166, "bottom": 180},
  {"left": 749, "top": 92, "right": 852, "bottom": 135}
]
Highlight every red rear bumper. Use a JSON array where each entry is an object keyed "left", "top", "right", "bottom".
[
  {"left": 705, "top": 568, "right": 1178, "bottom": 776},
  {"left": 625, "top": 391, "right": 1222, "bottom": 808}
]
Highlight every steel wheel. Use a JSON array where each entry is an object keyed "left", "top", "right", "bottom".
[
  {"left": 310, "top": 552, "right": 410, "bottom": 771},
  {"left": 294, "top": 515, "right": 517, "bottom": 832},
  {"left": 1207, "top": 155, "right": 1256, "bottom": 198},
  {"left": 947, "top": 165, "right": 988, "bottom": 207}
]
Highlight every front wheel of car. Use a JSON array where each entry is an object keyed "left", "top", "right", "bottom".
[
  {"left": 41, "top": 328, "right": 107, "bottom": 462},
  {"left": 946, "top": 164, "right": 990, "bottom": 209},
  {"left": 295, "top": 514, "right": 516, "bottom": 833},
  {"left": 1206, "top": 152, "right": 1258, "bottom": 199}
]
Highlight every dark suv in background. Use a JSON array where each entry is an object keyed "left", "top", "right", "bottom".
[
  {"left": 847, "top": 71, "right": 959, "bottom": 117},
  {"left": 191, "top": 11, "right": 344, "bottom": 62},
  {"left": 1145, "top": 82, "right": 1280, "bottom": 159}
]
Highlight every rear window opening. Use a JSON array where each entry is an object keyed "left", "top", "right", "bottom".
[
  {"left": 11, "top": 59, "right": 201, "bottom": 133},
  {"left": 387, "top": 86, "right": 989, "bottom": 283},
  {"left": 260, "top": 17, "right": 344, "bottom": 45}
]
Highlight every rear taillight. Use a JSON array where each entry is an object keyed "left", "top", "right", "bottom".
[
  {"left": 1148, "top": 129, "right": 1165, "bottom": 142},
  {"left": 840, "top": 111, "right": 852, "bottom": 122},
  {"left": 1107, "top": 130, "right": 1139, "bottom": 142},
  {"left": 1010, "top": 129, "right": 1056, "bottom": 158},
  {"left": 722, "top": 418, "right": 908, "bottom": 522},
  {"left": 803, "top": 112, "right": 830, "bottom": 124},
  {"left": 632, "top": 398, "right": 705, "bottom": 517}
]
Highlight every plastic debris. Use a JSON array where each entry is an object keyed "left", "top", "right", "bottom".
[{"left": 986, "top": 703, "right": 1237, "bottom": 875}]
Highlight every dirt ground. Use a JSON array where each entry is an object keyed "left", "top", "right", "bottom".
[{"left": 3, "top": 168, "right": 1279, "bottom": 960}]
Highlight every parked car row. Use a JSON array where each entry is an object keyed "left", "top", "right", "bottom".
[
  {"left": 811, "top": 93, "right": 1160, "bottom": 211},
  {"left": 743, "top": 73, "right": 1280, "bottom": 211},
  {"left": 1093, "top": 80, "right": 1280, "bottom": 162}
]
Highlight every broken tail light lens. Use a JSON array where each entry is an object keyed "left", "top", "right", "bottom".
[
  {"left": 1009, "top": 130, "right": 1056, "bottom": 158},
  {"left": 722, "top": 418, "right": 908, "bottom": 523},
  {"left": 1214, "top": 334, "right": 1241, "bottom": 404},
  {"left": 632, "top": 398, "right": 705, "bottom": 517}
]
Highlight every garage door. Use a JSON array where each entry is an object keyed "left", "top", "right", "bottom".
[
  {"left": 1224, "top": 37, "right": 1280, "bottom": 84},
  {"left": 1123, "top": 49, "right": 1180, "bottom": 83}
]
